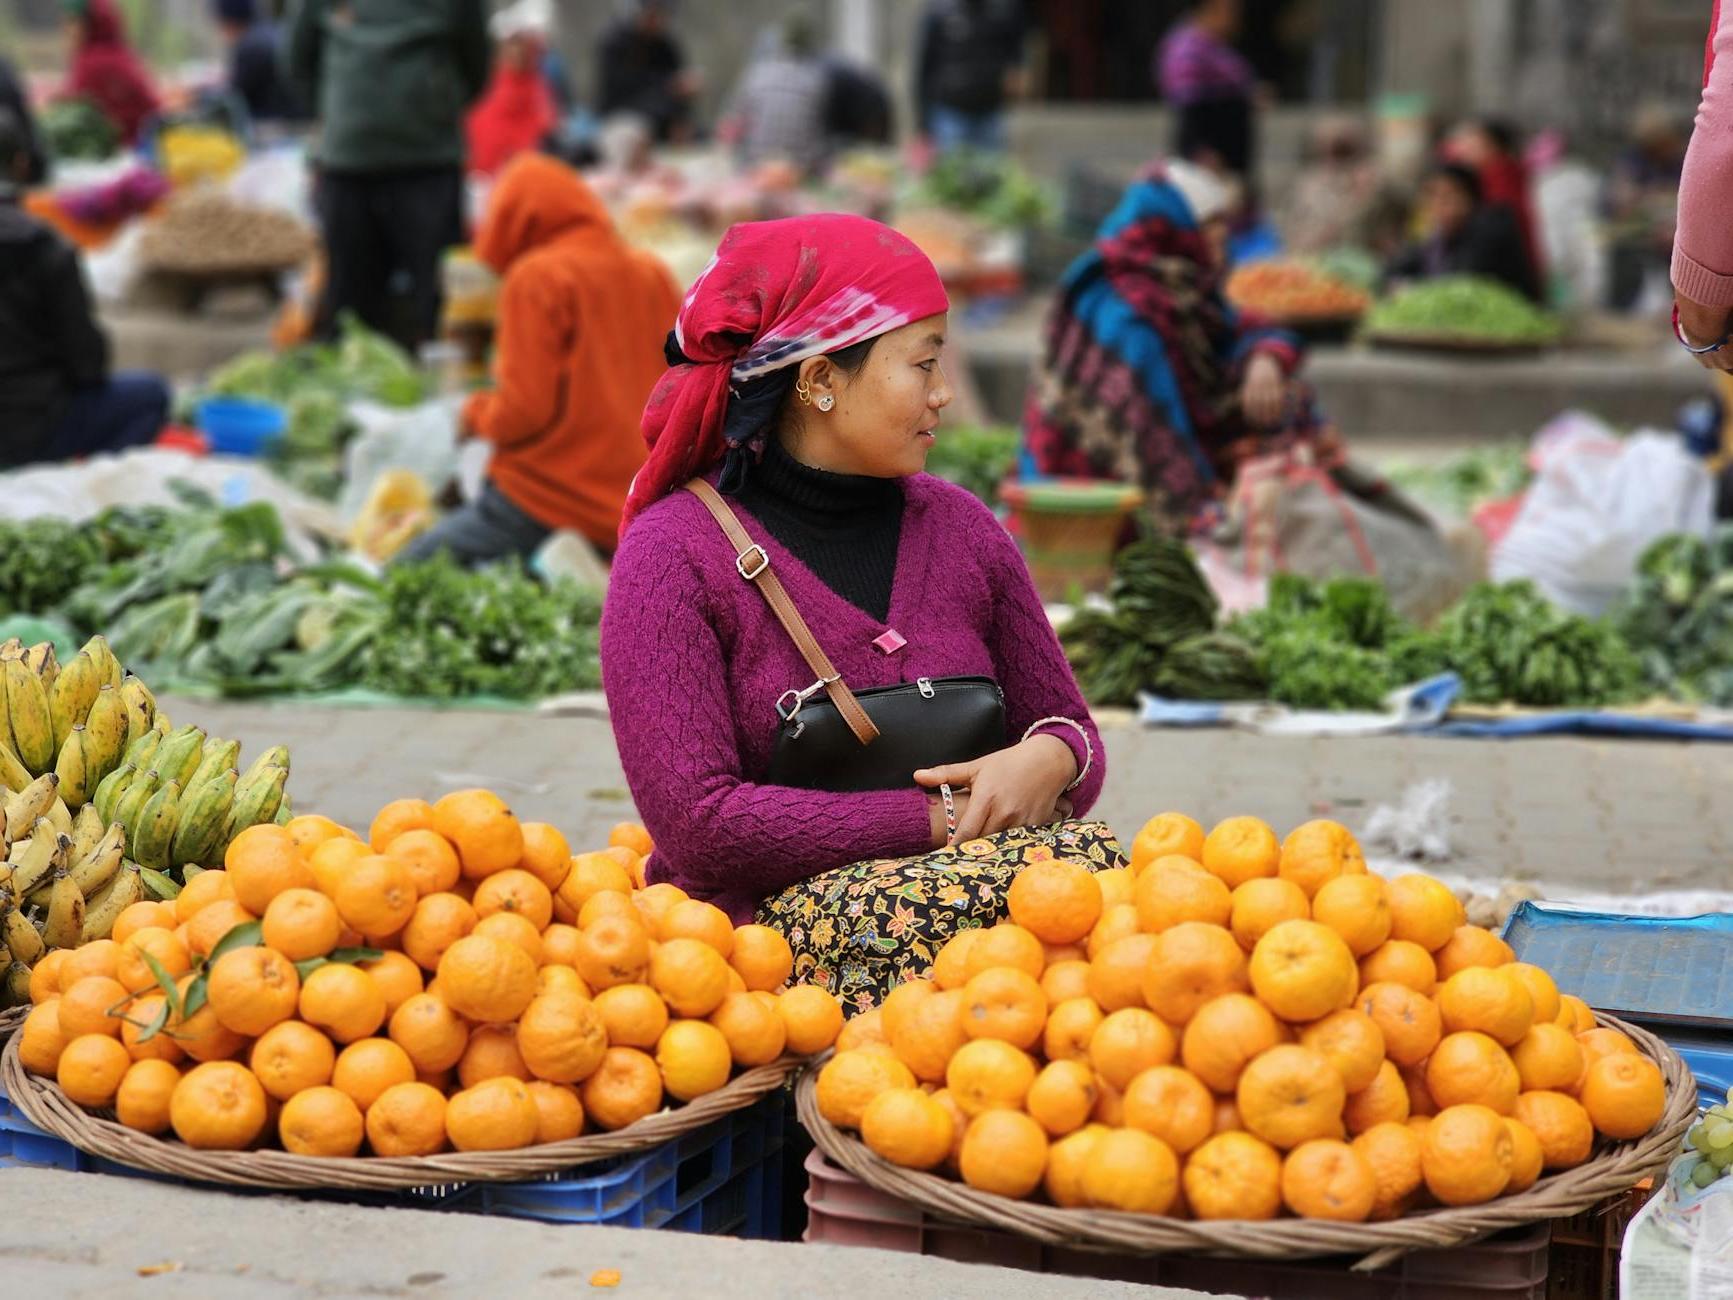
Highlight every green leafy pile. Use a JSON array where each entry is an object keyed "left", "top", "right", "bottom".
[
  {"left": 917, "top": 151, "right": 1057, "bottom": 230},
  {"left": 923, "top": 426, "right": 1020, "bottom": 504},
  {"left": 1434, "top": 580, "right": 1642, "bottom": 708},
  {"left": 41, "top": 99, "right": 118, "bottom": 162},
  {"left": 1384, "top": 444, "right": 1532, "bottom": 517},
  {"left": 1366, "top": 276, "right": 1561, "bottom": 345},
  {"left": 1616, "top": 528, "right": 1733, "bottom": 705},
  {"left": 0, "top": 507, "right": 173, "bottom": 619}
]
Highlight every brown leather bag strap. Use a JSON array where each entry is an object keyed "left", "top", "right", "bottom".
[{"left": 684, "top": 479, "right": 881, "bottom": 747}]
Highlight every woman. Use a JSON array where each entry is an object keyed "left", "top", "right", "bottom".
[
  {"left": 60, "top": 0, "right": 160, "bottom": 147},
  {"left": 1673, "top": 0, "right": 1733, "bottom": 368},
  {"left": 1385, "top": 163, "right": 1539, "bottom": 302},
  {"left": 601, "top": 214, "right": 1116, "bottom": 1009},
  {"left": 1024, "top": 161, "right": 1337, "bottom": 535},
  {"left": 465, "top": 0, "right": 559, "bottom": 178}
]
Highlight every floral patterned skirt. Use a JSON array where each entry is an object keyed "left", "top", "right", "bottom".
[{"left": 754, "top": 820, "right": 1128, "bottom": 1015}]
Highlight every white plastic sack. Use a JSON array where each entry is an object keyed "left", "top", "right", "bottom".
[
  {"left": 221, "top": 146, "right": 315, "bottom": 224},
  {"left": 1491, "top": 414, "right": 1714, "bottom": 616},
  {"left": 337, "top": 397, "right": 467, "bottom": 525}
]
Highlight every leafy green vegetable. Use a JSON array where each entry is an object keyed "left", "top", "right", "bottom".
[
  {"left": 41, "top": 99, "right": 118, "bottom": 162},
  {"left": 1616, "top": 526, "right": 1733, "bottom": 704},
  {"left": 1433, "top": 581, "right": 1641, "bottom": 707},
  {"left": 917, "top": 151, "right": 1057, "bottom": 230},
  {"left": 1384, "top": 444, "right": 1532, "bottom": 517},
  {"left": 1367, "top": 276, "right": 1561, "bottom": 345},
  {"left": 923, "top": 426, "right": 1019, "bottom": 505}
]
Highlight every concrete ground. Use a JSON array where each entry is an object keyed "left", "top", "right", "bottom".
[{"left": 0, "top": 1167, "right": 1209, "bottom": 1299}]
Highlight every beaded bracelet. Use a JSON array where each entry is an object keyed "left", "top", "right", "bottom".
[
  {"left": 939, "top": 783, "right": 958, "bottom": 842},
  {"left": 1022, "top": 716, "right": 1094, "bottom": 793}
]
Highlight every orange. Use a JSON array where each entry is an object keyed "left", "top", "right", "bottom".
[
  {"left": 1404, "top": 1063, "right": 1438, "bottom": 1118},
  {"left": 171, "top": 975, "right": 246, "bottom": 1063},
  {"left": 1081, "top": 1127, "right": 1179, "bottom": 1213},
  {"left": 285, "top": 815, "right": 354, "bottom": 859},
  {"left": 1310, "top": 875, "right": 1392, "bottom": 958},
  {"left": 960, "top": 967, "right": 1046, "bottom": 1049},
  {"left": 1352, "top": 1121, "right": 1424, "bottom": 1219},
  {"left": 1512, "top": 1022, "right": 1585, "bottom": 1093},
  {"left": 888, "top": 988, "right": 967, "bottom": 1084},
  {"left": 1358, "top": 981, "right": 1443, "bottom": 1067},
  {"left": 517, "top": 822, "right": 574, "bottom": 892},
  {"left": 776, "top": 985, "right": 844, "bottom": 1055},
  {"left": 1359, "top": 940, "right": 1438, "bottom": 995},
  {"left": 207, "top": 945, "right": 301, "bottom": 1036},
  {"left": 1248, "top": 920, "right": 1359, "bottom": 1023},
  {"left": 437, "top": 933, "right": 537, "bottom": 1024},
  {"left": 573, "top": 913, "right": 652, "bottom": 992},
  {"left": 1386, "top": 874, "right": 1466, "bottom": 952},
  {"left": 1025, "top": 1059, "right": 1099, "bottom": 1137},
  {"left": 554, "top": 852, "right": 634, "bottom": 923},
  {"left": 225, "top": 824, "right": 315, "bottom": 915},
  {"left": 1344, "top": 1060, "right": 1411, "bottom": 1135},
  {"left": 1579, "top": 1053, "right": 1665, "bottom": 1140},
  {"left": 1433, "top": 925, "right": 1516, "bottom": 980},
  {"left": 520, "top": 994, "right": 609, "bottom": 1084},
  {"left": 708, "top": 991, "right": 787, "bottom": 1067},
  {"left": 471, "top": 869, "right": 554, "bottom": 932},
  {"left": 1558, "top": 993, "right": 1597, "bottom": 1035},
  {"left": 277, "top": 1084, "right": 366, "bottom": 1157},
  {"left": 946, "top": 1038, "right": 1037, "bottom": 1116},
  {"left": 1184, "top": 1131, "right": 1284, "bottom": 1220},
  {"left": 18, "top": 1000, "right": 68, "bottom": 1076},
  {"left": 185, "top": 899, "right": 257, "bottom": 960},
  {"left": 1094, "top": 867, "right": 1134, "bottom": 909},
  {"left": 298, "top": 963, "right": 388, "bottom": 1045},
  {"left": 1135, "top": 857, "right": 1232, "bottom": 933},
  {"left": 1438, "top": 966, "right": 1533, "bottom": 1047},
  {"left": 1130, "top": 812, "right": 1206, "bottom": 874},
  {"left": 307, "top": 836, "right": 373, "bottom": 899},
  {"left": 1043, "top": 996, "right": 1105, "bottom": 1065},
  {"left": 111, "top": 901, "right": 178, "bottom": 947},
  {"left": 60, "top": 939, "right": 122, "bottom": 984},
  {"left": 115, "top": 1058, "right": 180, "bottom": 1135},
  {"left": 332, "top": 853, "right": 418, "bottom": 938},
  {"left": 1041, "top": 960, "right": 1093, "bottom": 1007},
  {"left": 1277, "top": 820, "right": 1366, "bottom": 899},
  {"left": 525, "top": 1079, "right": 586, "bottom": 1143},
  {"left": 171, "top": 1060, "right": 269, "bottom": 1150},
  {"left": 359, "top": 953, "right": 423, "bottom": 1020},
  {"left": 1512, "top": 1089, "right": 1595, "bottom": 1169},
  {"left": 472, "top": 911, "right": 542, "bottom": 964},
  {"left": 729, "top": 924, "right": 794, "bottom": 992},
  {"left": 249, "top": 1020, "right": 337, "bottom": 1100},
  {"left": 116, "top": 927, "right": 191, "bottom": 993},
  {"left": 1577, "top": 1026, "right": 1637, "bottom": 1085},
  {"left": 445, "top": 1076, "right": 539, "bottom": 1151},
  {"left": 538, "top": 922, "right": 583, "bottom": 969},
  {"left": 459, "top": 1023, "right": 531, "bottom": 1086},
  {"left": 1085, "top": 903, "right": 1142, "bottom": 961},
  {"left": 959, "top": 1109, "right": 1049, "bottom": 1198},
  {"left": 1299, "top": 1008, "right": 1386, "bottom": 1093},
  {"left": 57, "top": 1033, "right": 130, "bottom": 1106},
  {"left": 1427, "top": 1031, "right": 1521, "bottom": 1114},
  {"left": 645, "top": 937, "right": 728, "bottom": 1019},
  {"left": 366, "top": 1081, "right": 449, "bottom": 1156},
  {"left": 1086, "top": 933, "right": 1159, "bottom": 1011},
  {"left": 1282, "top": 1138, "right": 1376, "bottom": 1221},
  {"left": 929, "top": 929, "right": 980, "bottom": 990},
  {"left": 1229, "top": 877, "right": 1310, "bottom": 953},
  {"left": 879, "top": 980, "right": 935, "bottom": 1043},
  {"left": 1181, "top": 993, "right": 1285, "bottom": 1094},
  {"left": 861, "top": 1087, "right": 955, "bottom": 1170},
  {"left": 261, "top": 889, "right": 343, "bottom": 962},
  {"left": 962, "top": 923, "right": 1045, "bottom": 980},
  {"left": 1124, "top": 1064, "right": 1214, "bottom": 1154},
  {"left": 57, "top": 975, "right": 129, "bottom": 1040},
  {"left": 26, "top": 949, "right": 68, "bottom": 1004},
  {"left": 1088, "top": 1007, "right": 1176, "bottom": 1091},
  {"left": 1201, "top": 816, "right": 1281, "bottom": 889},
  {"left": 383, "top": 830, "right": 461, "bottom": 897},
  {"left": 1043, "top": 1123, "right": 1108, "bottom": 1207},
  {"left": 1503, "top": 1117, "right": 1544, "bottom": 1193},
  {"left": 1143, "top": 922, "right": 1248, "bottom": 1026},
  {"left": 433, "top": 789, "right": 525, "bottom": 882},
  {"left": 1421, "top": 1103, "right": 1513, "bottom": 1205},
  {"left": 836, "top": 1007, "right": 888, "bottom": 1053},
  {"left": 578, "top": 1046, "right": 665, "bottom": 1131},
  {"left": 388, "top": 992, "right": 470, "bottom": 1073},
  {"left": 332, "top": 1037, "right": 416, "bottom": 1111},
  {"left": 1007, "top": 860, "right": 1103, "bottom": 945},
  {"left": 594, "top": 983, "right": 671, "bottom": 1051},
  {"left": 174, "top": 870, "right": 236, "bottom": 925},
  {"left": 400, "top": 892, "right": 478, "bottom": 972},
  {"left": 816, "top": 1046, "right": 918, "bottom": 1127},
  {"left": 536, "top": 965, "right": 589, "bottom": 1001},
  {"left": 1503, "top": 963, "right": 1561, "bottom": 1026},
  {"left": 369, "top": 798, "right": 438, "bottom": 852},
  {"left": 608, "top": 822, "right": 655, "bottom": 857},
  {"left": 1237, "top": 1045, "right": 1347, "bottom": 1149},
  {"left": 631, "top": 881, "right": 689, "bottom": 934}
]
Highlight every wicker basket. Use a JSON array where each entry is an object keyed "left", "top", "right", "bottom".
[
  {"left": 0, "top": 1006, "right": 23, "bottom": 1043},
  {"left": 0, "top": 1034, "right": 801, "bottom": 1192},
  {"left": 797, "top": 1012, "right": 1695, "bottom": 1272}
]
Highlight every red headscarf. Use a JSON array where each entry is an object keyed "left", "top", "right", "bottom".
[
  {"left": 621, "top": 213, "right": 949, "bottom": 534},
  {"left": 466, "top": 58, "right": 557, "bottom": 178},
  {"left": 65, "top": 0, "right": 160, "bottom": 146}
]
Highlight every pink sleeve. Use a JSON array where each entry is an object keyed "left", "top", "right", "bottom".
[
  {"left": 599, "top": 525, "right": 935, "bottom": 900},
  {"left": 1674, "top": 0, "right": 1733, "bottom": 306}
]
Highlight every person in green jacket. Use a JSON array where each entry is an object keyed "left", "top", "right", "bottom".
[{"left": 284, "top": 0, "right": 491, "bottom": 353}]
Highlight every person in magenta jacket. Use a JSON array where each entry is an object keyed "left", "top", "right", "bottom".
[
  {"left": 1674, "top": 0, "right": 1733, "bottom": 366},
  {"left": 600, "top": 213, "right": 1119, "bottom": 1005}
]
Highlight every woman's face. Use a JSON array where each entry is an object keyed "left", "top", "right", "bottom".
[{"left": 789, "top": 314, "right": 953, "bottom": 479}]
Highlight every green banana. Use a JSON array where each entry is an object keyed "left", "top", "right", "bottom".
[
  {"left": 81, "top": 864, "right": 143, "bottom": 943},
  {"left": 4, "top": 772, "right": 60, "bottom": 845},
  {"left": 2, "top": 960, "right": 31, "bottom": 1009},
  {"left": 53, "top": 725, "right": 90, "bottom": 810},
  {"left": 22, "top": 642, "right": 58, "bottom": 691},
  {"left": 41, "top": 870, "right": 84, "bottom": 949},
  {"left": 92, "top": 762, "right": 136, "bottom": 825},
  {"left": 114, "top": 769, "right": 161, "bottom": 847},
  {"left": 239, "top": 745, "right": 292, "bottom": 788},
  {"left": 130, "top": 780, "right": 181, "bottom": 872},
  {"left": 224, "top": 764, "right": 288, "bottom": 846},
  {"left": 0, "top": 740, "right": 30, "bottom": 794},
  {"left": 1, "top": 900, "right": 45, "bottom": 965},
  {"left": 274, "top": 795, "right": 293, "bottom": 826},
  {"left": 69, "top": 823, "right": 125, "bottom": 897},
  {"left": 152, "top": 712, "right": 171, "bottom": 738},
  {"left": 81, "top": 634, "right": 123, "bottom": 689},
  {"left": 122, "top": 728, "right": 161, "bottom": 771},
  {"left": 170, "top": 768, "right": 236, "bottom": 871},
  {"left": 4, "top": 658, "right": 54, "bottom": 775},
  {"left": 152, "top": 727, "right": 206, "bottom": 787},
  {"left": 69, "top": 801, "right": 104, "bottom": 866},
  {"left": 184, "top": 739, "right": 239, "bottom": 802},
  {"left": 48, "top": 651, "right": 102, "bottom": 754}
]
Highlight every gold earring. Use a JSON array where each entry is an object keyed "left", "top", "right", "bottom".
[{"left": 795, "top": 378, "right": 813, "bottom": 405}]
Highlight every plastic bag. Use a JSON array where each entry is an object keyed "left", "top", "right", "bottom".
[
  {"left": 337, "top": 398, "right": 466, "bottom": 526},
  {"left": 1491, "top": 415, "right": 1714, "bottom": 616}
]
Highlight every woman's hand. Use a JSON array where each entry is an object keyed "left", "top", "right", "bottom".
[
  {"left": 1240, "top": 353, "right": 1288, "bottom": 426},
  {"left": 1676, "top": 295, "right": 1733, "bottom": 372},
  {"left": 916, "top": 735, "right": 1078, "bottom": 845}
]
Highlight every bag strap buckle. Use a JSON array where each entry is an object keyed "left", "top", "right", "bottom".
[
  {"left": 777, "top": 674, "right": 840, "bottom": 723},
  {"left": 736, "top": 544, "right": 771, "bottom": 581}
]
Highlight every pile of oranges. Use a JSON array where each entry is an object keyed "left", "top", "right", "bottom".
[
  {"left": 814, "top": 813, "right": 1670, "bottom": 1223},
  {"left": 14, "top": 792, "right": 842, "bottom": 1157}
]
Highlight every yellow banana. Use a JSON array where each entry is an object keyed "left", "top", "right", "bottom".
[
  {"left": 4, "top": 772, "right": 60, "bottom": 844},
  {"left": 4, "top": 658, "right": 53, "bottom": 775},
  {"left": 80, "top": 864, "right": 143, "bottom": 943},
  {"left": 120, "top": 673, "right": 156, "bottom": 723},
  {"left": 22, "top": 643, "right": 57, "bottom": 692},
  {"left": 48, "top": 650, "right": 102, "bottom": 754},
  {"left": 0, "top": 740, "right": 31, "bottom": 796},
  {"left": 9, "top": 822, "right": 68, "bottom": 898},
  {"left": 153, "top": 712, "right": 171, "bottom": 738},
  {"left": 69, "top": 822, "right": 124, "bottom": 897},
  {"left": 0, "top": 639, "right": 21, "bottom": 661},
  {"left": 81, "top": 684, "right": 130, "bottom": 788},
  {"left": 0, "top": 861, "right": 13, "bottom": 898},
  {"left": 1, "top": 899, "right": 45, "bottom": 965},
  {"left": 41, "top": 870, "right": 84, "bottom": 949},
  {"left": 81, "top": 634, "right": 123, "bottom": 688},
  {"left": 69, "top": 801, "right": 104, "bottom": 865},
  {"left": 2, "top": 960, "right": 30, "bottom": 1009},
  {"left": 54, "top": 725, "right": 90, "bottom": 810},
  {"left": 45, "top": 797, "right": 72, "bottom": 839}
]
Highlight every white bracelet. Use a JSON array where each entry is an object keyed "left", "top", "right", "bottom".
[{"left": 1022, "top": 716, "right": 1093, "bottom": 793}]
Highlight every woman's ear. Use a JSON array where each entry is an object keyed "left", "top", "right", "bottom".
[{"left": 802, "top": 355, "right": 838, "bottom": 404}]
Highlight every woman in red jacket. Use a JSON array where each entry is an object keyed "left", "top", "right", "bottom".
[
  {"left": 59, "top": 0, "right": 160, "bottom": 146},
  {"left": 1674, "top": 0, "right": 1733, "bottom": 369}
]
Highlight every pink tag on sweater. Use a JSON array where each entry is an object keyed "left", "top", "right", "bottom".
[{"left": 873, "top": 630, "right": 907, "bottom": 655}]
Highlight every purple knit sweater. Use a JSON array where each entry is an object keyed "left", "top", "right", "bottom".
[{"left": 600, "top": 472, "right": 1107, "bottom": 923}]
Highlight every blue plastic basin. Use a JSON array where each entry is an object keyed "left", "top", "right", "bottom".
[{"left": 197, "top": 398, "right": 286, "bottom": 456}]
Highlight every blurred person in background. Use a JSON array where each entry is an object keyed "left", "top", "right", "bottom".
[
  {"left": 0, "top": 109, "right": 168, "bottom": 468},
  {"left": 398, "top": 154, "right": 678, "bottom": 568},
  {"left": 1024, "top": 162, "right": 1338, "bottom": 535},
  {"left": 285, "top": 0, "right": 490, "bottom": 353},
  {"left": 213, "top": 0, "right": 304, "bottom": 125},
  {"left": 1157, "top": 0, "right": 1257, "bottom": 181},
  {"left": 1283, "top": 117, "right": 1380, "bottom": 255},
  {"left": 1529, "top": 129, "right": 1607, "bottom": 313},
  {"left": 0, "top": 56, "right": 47, "bottom": 186},
  {"left": 596, "top": 0, "right": 697, "bottom": 145},
  {"left": 726, "top": 14, "right": 830, "bottom": 177},
  {"left": 1607, "top": 105, "right": 1685, "bottom": 312},
  {"left": 466, "top": 0, "right": 558, "bottom": 178},
  {"left": 824, "top": 55, "right": 893, "bottom": 150},
  {"left": 1446, "top": 118, "right": 1544, "bottom": 292},
  {"left": 915, "top": 0, "right": 1028, "bottom": 154},
  {"left": 1385, "top": 163, "right": 1540, "bottom": 301},
  {"left": 58, "top": 0, "right": 160, "bottom": 147}
]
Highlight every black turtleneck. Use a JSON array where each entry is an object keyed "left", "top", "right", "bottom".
[{"left": 730, "top": 438, "right": 905, "bottom": 623}]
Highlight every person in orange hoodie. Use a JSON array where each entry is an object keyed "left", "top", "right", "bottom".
[{"left": 402, "top": 153, "right": 679, "bottom": 566}]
